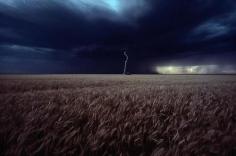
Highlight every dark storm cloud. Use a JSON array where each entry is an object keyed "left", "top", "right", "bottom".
[{"left": 0, "top": 0, "right": 236, "bottom": 73}]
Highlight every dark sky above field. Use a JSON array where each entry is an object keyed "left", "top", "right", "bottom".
[{"left": 0, "top": 0, "right": 236, "bottom": 74}]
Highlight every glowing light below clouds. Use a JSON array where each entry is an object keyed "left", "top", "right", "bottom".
[{"left": 156, "top": 65, "right": 235, "bottom": 74}]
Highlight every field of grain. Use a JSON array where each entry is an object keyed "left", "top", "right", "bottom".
[{"left": 0, "top": 75, "right": 236, "bottom": 156}]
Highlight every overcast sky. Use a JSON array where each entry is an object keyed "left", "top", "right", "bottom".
[{"left": 0, "top": 0, "right": 236, "bottom": 74}]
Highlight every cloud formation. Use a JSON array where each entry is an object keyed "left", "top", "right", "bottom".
[
  {"left": 0, "top": 0, "right": 149, "bottom": 22},
  {"left": 0, "top": 0, "right": 236, "bottom": 73},
  {"left": 62, "top": 0, "right": 149, "bottom": 20}
]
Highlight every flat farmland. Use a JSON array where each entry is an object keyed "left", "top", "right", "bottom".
[{"left": 0, "top": 75, "right": 236, "bottom": 156}]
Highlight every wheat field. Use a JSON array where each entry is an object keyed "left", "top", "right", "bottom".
[{"left": 0, "top": 75, "right": 236, "bottom": 156}]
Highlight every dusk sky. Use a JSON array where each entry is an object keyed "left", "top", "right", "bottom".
[{"left": 0, "top": 0, "right": 236, "bottom": 74}]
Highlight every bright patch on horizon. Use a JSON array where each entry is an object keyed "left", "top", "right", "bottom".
[{"left": 156, "top": 65, "right": 235, "bottom": 74}]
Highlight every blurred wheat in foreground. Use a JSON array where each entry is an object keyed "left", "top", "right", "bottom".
[{"left": 0, "top": 75, "right": 236, "bottom": 156}]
